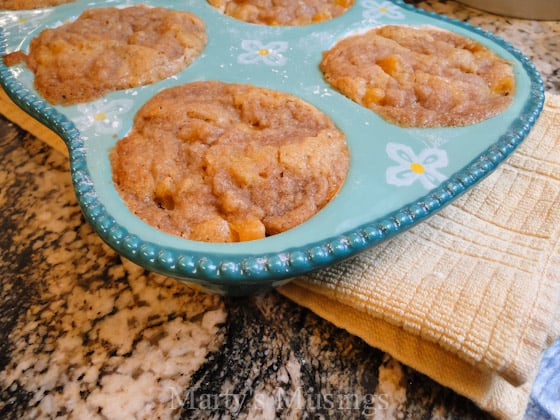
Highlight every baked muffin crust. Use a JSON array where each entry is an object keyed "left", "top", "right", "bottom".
[
  {"left": 7, "top": 6, "right": 207, "bottom": 105},
  {"left": 320, "top": 25, "right": 515, "bottom": 127},
  {"left": 0, "top": 0, "right": 73, "bottom": 10},
  {"left": 208, "top": 0, "right": 354, "bottom": 26},
  {"left": 111, "top": 81, "right": 349, "bottom": 243}
]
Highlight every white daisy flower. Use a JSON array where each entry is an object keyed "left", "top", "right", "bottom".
[
  {"left": 72, "top": 99, "right": 134, "bottom": 135},
  {"left": 362, "top": 0, "right": 405, "bottom": 21},
  {"left": 386, "top": 142, "right": 448, "bottom": 189},
  {"left": 238, "top": 40, "right": 288, "bottom": 66}
]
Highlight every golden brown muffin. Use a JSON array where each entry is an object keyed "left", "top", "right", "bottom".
[
  {"left": 111, "top": 81, "right": 350, "bottom": 243},
  {"left": 208, "top": 0, "right": 354, "bottom": 26},
  {"left": 4, "top": 6, "right": 207, "bottom": 105},
  {"left": 320, "top": 25, "right": 515, "bottom": 127},
  {"left": 0, "top": 0, "right": 73, "bottom": 10}
]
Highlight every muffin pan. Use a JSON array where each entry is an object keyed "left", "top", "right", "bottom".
[{"left": 0, "top": 0, "right": 544, "bottom": 295}]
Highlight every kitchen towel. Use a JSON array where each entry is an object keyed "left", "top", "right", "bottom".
[{"left": 2, "top": 88, "right": 559, "bottom": 419}]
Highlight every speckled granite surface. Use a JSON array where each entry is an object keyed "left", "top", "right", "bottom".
[{"left": 1, "top": 1, "right": 559, "bottom": 419}]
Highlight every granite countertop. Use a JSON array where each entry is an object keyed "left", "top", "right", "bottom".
[{"left": 1, "top": 1, "right": 559, "bottom": 419}]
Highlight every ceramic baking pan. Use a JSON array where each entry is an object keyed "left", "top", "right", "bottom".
[{"left": 0, "top": 0, "right": 544, "bottom": 294}]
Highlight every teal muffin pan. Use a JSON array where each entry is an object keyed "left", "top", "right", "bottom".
[{"left": 0, "top": 0, "right": 544, "bottom": 295}]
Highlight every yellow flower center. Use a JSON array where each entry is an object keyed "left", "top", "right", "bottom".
[
  {"left": 410, "top": 162, "right": 425, "bottom": 174},
  {"left": 258, "top": 49, "right": 269, "bottom": 56},
  {"left": 18, "top": 17, "right": 27, "bottom": 23},
  {"left": 94, "top": 112, "right": 107, "bottom": 122},
  {"left": 379, "top": 7, "right": 388, "bottom": 13}
]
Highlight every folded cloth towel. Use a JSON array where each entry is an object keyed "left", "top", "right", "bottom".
[
  {"left": 279, "top": 94, "right": 560, "bottom": 419},
  {"left": 0, "top": 88, "right": 69, "bottom": 156},
  {"left": 1, "top": 87, "right": 559, "bottom": 419}
]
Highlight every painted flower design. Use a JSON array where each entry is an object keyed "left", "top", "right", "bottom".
[
  {"left": 72, "top": 98, "right": 134, "bottom": 135},
  {"left": 238, "top": 40, "right": 288, "bottom": 66},
  {"left": 0, "top": 10, "right": 53, "bottom": 39},
  {"left": 362, "top": 0, "right": 405, "bottom": 20},
  {"left": 386, "top": 143, "right": 448, "bottom": 189}
]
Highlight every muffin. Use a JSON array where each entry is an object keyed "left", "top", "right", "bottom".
[
  {"left": 208, "top": 0, "right": 354, "bottom": 26},
  {"left": 110, "top": 81, "right": 350, "bottom": 243},
  {"left": 320, "top": 25, "right": 515, "bottom": 127},
  {"left": 3, "top": 6, "right": 207, "bottom": 105},
  {"left": 0, "top": 0, "right": 73, "bottom": 10}
]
